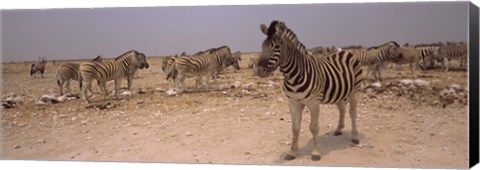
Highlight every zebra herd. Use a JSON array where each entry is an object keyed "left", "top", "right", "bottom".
[{"left": 35, "top": 20, "right": 467, "bottom": 161}]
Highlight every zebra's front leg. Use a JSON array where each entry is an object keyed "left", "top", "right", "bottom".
[
  {"left": 307, "top": 103, "right": 321, "bottom": 161},
  {"left": 66, "top": 80, "right": 72, "bottom": 95},
  {"left": 349, "top": 93, "right": 360, "bottom": 144},
  {"left": 284, "top": 100, "right": 305, "bottom": 161},
  {"left": 99, "top": 81, "right": 108, "bottom": 101},
  {"left": 81, "top": 80, "right": 92, "bottom": 103},
  {"left": 410, "top": 63, "right": 417, "bottom": 79},
  {"left": 334, "top": 101, "right": 346, "bottom": 136},
  {"left": 114, "top": 79, "right": 121, "bottom": 99},
  {"left": 127, "top": 75, "right": 133, "bottom": 91}
]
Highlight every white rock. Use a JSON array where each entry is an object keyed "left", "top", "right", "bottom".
[
  {"left": 449, "top": 84, "right": 461, "bottom": 90},
  {"left": 166, "top": 89, "right": 178, "bottom": 96},
  {"left": 400, "top": 79, "right": 414, "bottom": 86},
  {"left": 413, "top": 79, "right": 429, "bottom": 87},
  {"left": 371, "top": 82, "right": 382, "bottom": 88},
  {"left": 121, "top": 90, "right": 132, "bottom": 96}
]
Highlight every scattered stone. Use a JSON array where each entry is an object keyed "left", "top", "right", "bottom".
[
  {"left": 185, "top": 132, "right": 193, "bottom": 136},
  {"left": 133, "top": 132, "right": 138, "bottom": 135},
  {"left": 71, "top": 117, "right": 78, "bottom": 121},
  {"left": 14, "top": 145, "right": 21, "bottom": 149},
  {"left": 81, "top": 120, "right": 88, "bottom": 125},
  {"left": 166, "top": 89, "right": 178, "bottom": 96},
  {"left": 35, "top": 139, "right": 46, "bottom": 144}
]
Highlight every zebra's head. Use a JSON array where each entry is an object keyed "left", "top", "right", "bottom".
[
  {"left": 256, "top": 20, "right": 286, "bottom": 78},
  {"left": 135, "top": 52, "right": 149, "bottom": 69},
  {"left": 386, "top": 41, "right": 402, "bottom": 62},
  {"left": 228, "top": 51, "right": 242, "bottom": 70}
]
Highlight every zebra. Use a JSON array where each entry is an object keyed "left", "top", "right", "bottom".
[
  {"left": 439, "top": 43, "right": 468, "bottom": 71},
  {"left": 166, "top": 46, "right": 236, "bottom": 92},
  {"left": 55, "top": 55, "right": 103, "bottom": 95},
  {"left": 78, "top": 50, "right": 149, "bottom": 103},
  {"left": 256, "top": 20, "right": 364, "bottom": 161},
  {"left": 30, "top": 57, "right": 47, "bottom": 78},
  {"left": 56, "top": 63, "right": 80, "bottom": 95},
  {"left": 391, "top": 46, "right": 422, "bottom": 79},
  {"left": 345, "top": 41, "right": 401, "bottom": 81},
  {"left": 415, "top": 45, "right": 441, "bottom": 70}
]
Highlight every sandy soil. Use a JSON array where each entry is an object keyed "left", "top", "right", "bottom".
[{"left": 1, "top": 54, "right": 469, "bottom": 169}]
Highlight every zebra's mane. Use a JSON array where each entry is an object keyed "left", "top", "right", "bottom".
[
  {"left": 267, "top": 21, "right": 308, "bottom": 55},
  {"left": 366, "top": 41, "right": 399, "bottom": 51},
  {"left": 194, "top": 46, "right": 230, "bottom": 56},
  {"left": 115, "top": 50, "right": 138, "bottom": 61}
]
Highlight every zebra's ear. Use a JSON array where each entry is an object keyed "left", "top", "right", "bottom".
[{"left": 260, "top": 24, "right": 268, "bottom": 35}]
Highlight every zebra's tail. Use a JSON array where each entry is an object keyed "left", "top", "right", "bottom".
[{"left": 78, "top": 70, "right": 83, "bottom": 89}]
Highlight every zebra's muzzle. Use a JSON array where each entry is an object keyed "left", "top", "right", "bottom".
[{"left": 140, "top": 63, "right": 149, "bottom": 69}]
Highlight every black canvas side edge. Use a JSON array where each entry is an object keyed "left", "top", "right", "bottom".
[{"left": 469, "top": 1, "right": 479, "bottom": 168}]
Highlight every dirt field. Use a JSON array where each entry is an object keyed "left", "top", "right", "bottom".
[{"left": 1, "top": 54, "right": 469, "bottom": 169}]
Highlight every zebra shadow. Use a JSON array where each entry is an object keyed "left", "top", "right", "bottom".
[{"left": 272, "top": 131, "right": 365, "bottom": 164}]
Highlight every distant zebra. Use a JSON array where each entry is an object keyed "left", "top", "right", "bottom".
[
  {"left": 78, "top": 50, "right": 149, "bottom": 103},
  {"left": 391, "top": 46, "right": 422, "bottom": 79},
  {"left": 416, "top": 45, "right": 441, "bottom": 70},
  {"left": 30, "top": 57, "right": 47, "bottom": 78},
  {"left": 166, "top": 46, "right": 237, "bottom": 92},
  {"left": 257, "top": 21, "right": 364, "bottom": 161},
  {"left": 440, "top": 43, "right": 468, "bottom": 71},
  {"left": 55, "top": 56, "right": 103, "bottom": 95},
  {"left": 345, "top": 41, "right": 401, "bottom": 81}
]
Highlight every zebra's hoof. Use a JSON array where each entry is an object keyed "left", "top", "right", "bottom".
[
  {"left": 333, "top": 131, "right": 342, "bottom": 136},
  {"left": 352, "top": 139, "right": 360, "bottom": 145},
  {"left": 311, "top": 155, "right": 321, "bottom": 161},
  {"left": 284, "top": 154, "right": 296, "bottom": 161}
]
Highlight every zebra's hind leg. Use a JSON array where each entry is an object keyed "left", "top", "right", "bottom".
[
  {"left": 307, "top": 103, "right": 321, "bottom": 161},
  {"left": 113, "top": 79, "right": 121, "bottom": 100},
  {"left": 333, "top": 101, "right": 346, "bottom": 136},
  {"left": 81, "top": 80, "right": 92, "bottom": 103},
  {"left": 284, "top": 100, "right": 305, "bottom": 161},
  {"left": 348, "top": 93, "right": 360, "bottom": 144},
  {"left": 66, "top": 80, "right": 72, "bottom": 95}
]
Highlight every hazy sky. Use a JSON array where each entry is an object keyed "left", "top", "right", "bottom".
[{"left": 1, "top": 1, "right": 469, "bottom": 62}]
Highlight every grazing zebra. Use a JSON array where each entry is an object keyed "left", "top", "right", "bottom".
[
  {"left": 416, "top": 45, "right": 441, "bottom": 70},
  {"left": 78, "top": 50, "right": 149, "bottom": 103},
  {"left": 56, "top": 63, "right": 80, "bottom": 95},
  {"left": 345, "top": 41, "right": 401, "bottom": 81},
  {"left": 55, "top": 56, "right": 103, "bottom": 95},
  {"left": 256, "top": 20, "right": 364, "bottom": 161},
  {"left": 166, "top": 46, "right": 237, "bottom": 92},
  {"left": 391, "top": 46, "right": 422, "bottom": 79},
  {"left": 440, "top": 43, "right": 468, "bottom": 71},
  {"left": 30, "top": 57, "right": 47, "bottom": 78}
]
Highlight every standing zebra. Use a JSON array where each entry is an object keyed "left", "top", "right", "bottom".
[
  {"left": 166, "top": 46, "right": 238, "bottom": 92},
  {"left": 440, "top": 43, "right": 468, "bottom": 71},
  {"left": 391, "top": 46, "right": 422, "bottom": 79},
  {"left": 256, "top": 20, "right": 364, "bottom": 161},
  {"left": 78, "top": 50, "right": 149, "bottom": 103},
  {"left": 345, "top": 41, "right": 401, "bottom": 81},
  {"left": 56, "top": 55, "right": 103, "bottom": 95},
  {"left": 30, "top": 57, "right": 47, "bottom": 78},
  {"left": 56, "top": 63, "right": 80, "bottom": 95}
]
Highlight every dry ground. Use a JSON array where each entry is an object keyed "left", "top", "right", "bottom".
[{"left": 1, "top": 54, "right": 469, "bottom": 169}]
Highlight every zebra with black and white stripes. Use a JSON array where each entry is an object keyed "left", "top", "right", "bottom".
[
  {"left": 440, "top": 42, "right": 468, "bottom": 71},
  {"left": 166, "top": 46, "right": 237, "bottom": 92},
  {"left": 56, "top": 63, "right": 80, "bottom": 95},
  {"left": 256, "top": 20, "right": 364, "bottom": 161},
  {"left": 55, "top": 55, "right": 103, "bottom": 95},
  {"left": 391, "top": 46, "right": 422, "bottom": 79},
  {"left": 416, "top": 45, "right": 441, "bottom": 70},
  {"left": 345, "top": 41, "right": 401, "bottom": 81},
  {"left": 78, "top": 50, "right": 149, "bottom": 103}
]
